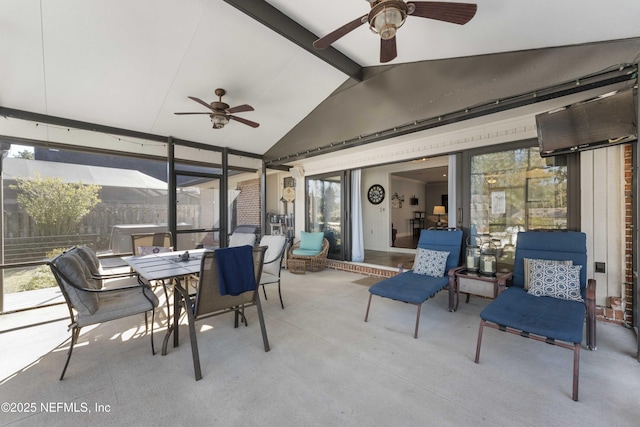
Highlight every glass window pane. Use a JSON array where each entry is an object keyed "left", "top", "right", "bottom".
[
  {"left": 176, "top": 175, "right": 219, "bottom": 250},
  {"left": 470, "top": 147, "right": 567, "bottom": 270},
  {"left": 2, "top": 143, "right": 169, "bottom": 312}
]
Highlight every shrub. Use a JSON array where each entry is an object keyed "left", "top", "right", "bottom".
[{"left": 20, "top": 248, "right": 66, "bottom": 292}]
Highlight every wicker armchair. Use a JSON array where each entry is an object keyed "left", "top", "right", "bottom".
[{"left": 287, "top": 237, "right": 329, "bottom": 274}]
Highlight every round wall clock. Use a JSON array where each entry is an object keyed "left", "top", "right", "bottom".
[{"left": 367, "top": 184, "right": 385, "bottom": 205}]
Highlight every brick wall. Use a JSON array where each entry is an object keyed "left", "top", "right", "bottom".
[
  {"left": 623, "top": 144, "right": 634, "bottom": 325},
  {"left": 235, "top": 178, "right": 261, "bottom": 230},
  {"left": 326, "top": 259, "right": 399, "bottom": 278}
]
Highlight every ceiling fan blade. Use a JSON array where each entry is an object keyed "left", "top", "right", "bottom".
[
  {"left": 188, "top": 96, "right": 215, "bottom": 111},
  {"left": 313, "top": 14, "right": 367, "bottom": 50},
  {"left": 174, "top": 112, "right": 212, "bottom": 115},
  {"left": 380, "top": 37, "right": 397, "bottom": 63},
  {"left": 226, "top": 104, "right": 254, "bottom": 114},
  {"left": 229, "top": 115, "right": 260, "bottom": 128},
  {"left": 409, "top": 2, "right": 477, "bottom": 25}
]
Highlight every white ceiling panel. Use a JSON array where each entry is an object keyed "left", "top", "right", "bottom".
[
  {"left": 0, "top": 0, "right": 48, "bottom": 112},
  {"left": 151, "top": 1, "right": 347, "bottom": 153},
  {"left": 269, "top": 0, "right": 640, "bottom": 66}
]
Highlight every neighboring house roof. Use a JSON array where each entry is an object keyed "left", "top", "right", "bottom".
[{"left": 3, "top": 158, "right": 167, "bottom": 190}]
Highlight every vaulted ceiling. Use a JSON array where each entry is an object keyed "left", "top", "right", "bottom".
[{"left": 1, "top": 1, "right": 639, "bottom": 165}]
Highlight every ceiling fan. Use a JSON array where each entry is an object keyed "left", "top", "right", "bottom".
[
  {"left": 174, "top": 88, "right": 259, "bottom": 129},
  {"left": 313, "top": 0, "right": 477, "bottom": 63}
]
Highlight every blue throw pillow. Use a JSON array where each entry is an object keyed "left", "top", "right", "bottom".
[{"left": 299, "top": 231, "right": 324, "bottom": 253}]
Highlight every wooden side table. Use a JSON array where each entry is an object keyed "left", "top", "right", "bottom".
[{"left": 453, "top": 269, "right": 510, "bottom": 311}]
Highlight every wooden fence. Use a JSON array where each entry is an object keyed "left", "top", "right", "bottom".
[
  {"left": 3, "top": 234, "right": 99, "bottom": 263},
  {"left": 4, "top": 203, "right": 200, "bottom": 255}
]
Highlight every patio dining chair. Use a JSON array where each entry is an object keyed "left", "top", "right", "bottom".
[
  {"left": 48, "top": 247, "right": 159, "bottom": 380},
  {"left": 258, "top": 235, "right": 290, "bottom": 309},
  {"left": 131, "top": 231, "right": 174, "bottom": 296},
  {"left": 165, "top": 245, "right": 269, "bottom": 380},
  {"left": 131, "top": 232, "right": 172, "bottom": 256},
  {"left": 228, "top": 224, "right": 259, "bottom": 247}
]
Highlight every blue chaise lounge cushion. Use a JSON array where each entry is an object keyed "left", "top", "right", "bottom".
[
  {"left": 369, "top": 272, "right": 448, "bottom": 305},
  {"left": 480, "top": 286, "right": 586, "bottom": 343}
]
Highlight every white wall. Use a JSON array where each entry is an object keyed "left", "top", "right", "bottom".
[
  {"left": 361, "top": 168, "right": 390, "bottom": 251},
  {"left": 359, "top": 157, "right": 449, "bottom": 251},
  {"left": 580, "top": 145, "right": 626, "bottom": 306},
  {"left": 425, "top": 182, "right": 449, "bottom": 227},
  {"left": 266, "top": 172, "right": 280, "bottom": 215},
  {"left": 390, "top": 176, "right": 426, "bottom": 237}
]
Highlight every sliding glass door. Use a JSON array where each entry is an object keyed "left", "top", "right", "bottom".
[{"left": 306, "top": 172, "right": 349, "bottom": 260}]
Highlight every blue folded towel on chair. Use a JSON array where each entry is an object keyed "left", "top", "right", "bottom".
[{"left": 215, "top": 245, "right": 256, "bottom": 296}]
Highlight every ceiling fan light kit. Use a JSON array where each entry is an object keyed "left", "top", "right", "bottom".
[
  {"left": 211, "top": 113, "right": 229, "bottom": 129},
  {"left": 314, "top": 1, "right": 477, "bottom": 63},
  {"left": 369, "top": 0, "right": 410, "bottom": 40}
]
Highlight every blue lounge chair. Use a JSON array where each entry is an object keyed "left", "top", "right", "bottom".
[
  {"left": 474, "top": 231, "right": 596, "bottom": 401},
  {"left": 365, "top": 229, "right": 463, "bottom": 338}
]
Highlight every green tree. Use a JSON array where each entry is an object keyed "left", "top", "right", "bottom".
[
  {"left": 13, "top": 150, "right": 34, "bottom": 159},
  {"left": 12, "top": 173, "right": 101, "bottom": 235}
]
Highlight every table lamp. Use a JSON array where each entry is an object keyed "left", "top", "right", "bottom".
[{"left": 433, "top": 205, "right": 446, "bottom": 227}]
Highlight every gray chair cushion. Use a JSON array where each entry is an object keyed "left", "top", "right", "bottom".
[
  {"left": 258, "top": 235, "right": 287, "bottom": 276},
  {"left": 55, "top": 254, "right": 100, "bottom": 315},
  {"left": 259, "top": 271, "right": 279, "bottom": 285},
  {"left": 66, "top": 250, "right": 102, "bottom": 289},
  {"left": 76, "top": 286, "right": 158, "bottom": 328},
  {"left": 229, "top": 232, "right": 256, "bottom": 247},
  {"left": 76, "top": 246, "right": 101, "bottom": 276}
]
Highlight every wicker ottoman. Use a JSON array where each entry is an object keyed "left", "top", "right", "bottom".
[{"left": 288, "top": 258, "right": 307, "bottom": 274}]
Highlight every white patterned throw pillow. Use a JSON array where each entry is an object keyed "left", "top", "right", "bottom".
[
  {"left": 413, "top": 248, "right": 450, "bottom": 277},
  {"left": 523, "top": 258, "right": 573, "bottom": 289},
  {"left": 527, "top": 262, "right": 583, "bottom": 302}
]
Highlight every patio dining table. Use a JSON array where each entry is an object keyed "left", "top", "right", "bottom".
[
  {"left": 122, "top": 248, "right": 207, "bottom": 350},
  {"left": 122, "top": 248, "right": 206, "bottom": 283}
]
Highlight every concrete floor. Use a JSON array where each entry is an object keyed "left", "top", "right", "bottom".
[{"left": 1, "top": 268, "right": 639, "bottom": 426}]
